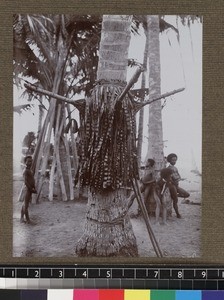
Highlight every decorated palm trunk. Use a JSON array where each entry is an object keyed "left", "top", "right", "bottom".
[{"left": 76, "top": 15, "right": 139, "bottom": 257}]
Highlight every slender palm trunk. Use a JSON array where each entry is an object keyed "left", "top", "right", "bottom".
[
  {"left": 137, "top": 24, "right": 149, "bottom": 166},
  {"left": 146, "top": 16, "right": 165, "bottom": 173},
  {"left": 145, "top": 16, "right": 172, "bottom": 217}
]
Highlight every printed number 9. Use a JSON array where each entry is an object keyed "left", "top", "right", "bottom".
[{"left": 202, "top": 271, "right": 206, "bottom": 278}]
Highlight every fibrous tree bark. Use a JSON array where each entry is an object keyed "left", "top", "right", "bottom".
[
  {"left": 76, "top": 15, "right": 139, "bottom": 257},
  {"left": 146, "top": 15, "right": 165, "bottom": 173}
]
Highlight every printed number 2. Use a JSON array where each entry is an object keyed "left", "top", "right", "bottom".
[{"left": 35, "top": 270, "right": 39, "bottom": 278}]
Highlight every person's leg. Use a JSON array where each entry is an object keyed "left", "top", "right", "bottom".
[
  {"left": 144, "top": 185, "right": 152, "bottom": 215},
  {"left": 161, "top": 187, "right": 170, "bottom": 225},
  {"left": 169, "top": 184, "right": 181, "bottom": 218},
  {"left": 177, "top": 186, "right": 190, "bottom": 198},
  {"left": 154, "top": 190, "right": 161, "bottom": 224},
  {"left": 20, "top": 204, "right": 25, "bottom": 222},
  {"left": 24, "top": 190, "right": 31, "bottom": 222}
]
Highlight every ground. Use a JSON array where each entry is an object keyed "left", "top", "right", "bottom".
[{"left": 13, "top": 177, "right": 201, "bottom": 258}]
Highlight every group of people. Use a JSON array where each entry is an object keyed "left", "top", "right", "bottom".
[
  {"left": 20, "top": 153, "right": 190, "bottom": 224},
  {"left": 140, "top": 153, "right": 190, "bottom": 221}
]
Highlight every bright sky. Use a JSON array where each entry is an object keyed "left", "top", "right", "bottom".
[
  {"left": 128, "top": 16, "right": 202, "bottom": 179},
  {"left": 13, "top": 15, "right": 202, "bottom": 186}
]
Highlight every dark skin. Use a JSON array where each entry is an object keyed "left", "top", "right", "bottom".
[
  {"left": 20, "top": 157, "right": 37, "bottom": 223},
  {"left": 159, "top": 168, "right": 181, "bottom": 218}
]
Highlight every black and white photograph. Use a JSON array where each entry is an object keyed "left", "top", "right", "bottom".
[{"left": 13, "top": 14, "right": 202, "bottom": 258}]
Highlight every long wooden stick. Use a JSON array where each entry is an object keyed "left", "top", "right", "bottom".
[
  {"left": 24, "top": 82, "right": 85, "bottom": 109},
  {"left": 24, "top": 82, "right": 184, "bottom": 113},
  {"left": 117, "top": 65, "right": 144, "bottom": 102},
  {"left": 132, "top": 178, "right": 163, "bottom": 257},
  {"left": 133, "top": 87, "right": 185, "bottom": 112}
]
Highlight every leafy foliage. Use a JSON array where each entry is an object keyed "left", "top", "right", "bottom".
[{"left": 13, "top": 14, "right": 102, "bottom": 98}]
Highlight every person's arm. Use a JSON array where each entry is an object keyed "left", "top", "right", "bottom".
[
  {"left": 142, "top": 179, "right": 156, "bottom": 185},
  {"left": 24, "top": 170, "right": 36, "bottom": 192}
]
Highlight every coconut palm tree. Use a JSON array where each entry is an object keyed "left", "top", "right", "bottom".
[
  {"left": 145, "top": 15, "right": 165, "bottom": 172},
  {"left": 76, "top": 15, "right": 139, "bottom": 257}
]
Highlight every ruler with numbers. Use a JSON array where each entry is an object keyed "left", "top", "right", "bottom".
[{"left": 1, "top": 265, "right": 224, "bottom": 290}]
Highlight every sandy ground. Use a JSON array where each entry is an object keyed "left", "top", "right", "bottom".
[{"left": 13, "top": 178, "right": 201, "bottom": 258}]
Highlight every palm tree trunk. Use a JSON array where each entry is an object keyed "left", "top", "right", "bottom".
[
  {"left": 76, "top": 15, "right": 138, "bottom": 257},
  {"left": 146, "top": 15, "right": 165, "bottom": 172},
  {"left": 137, "top": 23, "right": 149, "bottom": 166},
  {"left": 145, "top": 16, "right": 172, "bottom": 217}
]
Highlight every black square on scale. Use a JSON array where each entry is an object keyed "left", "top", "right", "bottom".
[
  {"left": 100, "top": 269, "right": 111, "bottom": 278},
  {"left": 193, "top": 280, "right": 206, "bottom": 290},
  {"left": 88, "top": 269, "right": 99, "bottom": 278},
  {"left": 158, "top": 279, "right": 169, "bottom": 289},
  {"left": 207, "top": 269, "right": 218, "bottom": 279},
  {"left": 40, "top": 268, "right": 51, "bottom": 278},
  {"left": 183, "top": 269, "right": 194, "bottom": 279},
  {"left": 52, "top": 269, "right": 64, "bottom": 278},
  {"left": 169, "top": 280, "right": 180, "bottom": 289},
  {"left": 160, "top": 269, "right": 171, "bottom": 279},
  {"left": 17, "top": 268, "right": 28, "bottom": 278},
  {"left": 136, "top": 269, "right": 147, "bottom": 278},
  {"left": 181, "top": 280, "right": 193, "bottom": 290},
  {"left": 76, "top": 268, "right": 88, "bottom": 278},
  {"left": 206, "top": 280, "right": 218, "bottom": 290},
  {"left": 64, "top": 269, "right": 75, "bottom": 278},
  {"left": 28, "top": 268, "right": 40, "bottom": 278},
  {"left": 4, "top": 269, "right": 16, "bottom": 278},
  {"left": 124, "top": 269, "right": 134, "bottom": 278},
  {"left": 112, "top": 269, "right": 123, "bottom": 278},
  {"left": 218, "top": 280, "right": 224, "bottom": 290},
  {"left": 148, "top": 269, "right": 159, "bottom": 279}
]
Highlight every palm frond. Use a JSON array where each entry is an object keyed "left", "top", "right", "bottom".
[{"left": 13, "top": 104, "right": 34, "bottom": 114}]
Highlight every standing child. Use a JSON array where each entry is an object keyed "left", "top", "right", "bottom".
[
  {"left": 166, "top": 153, "right": 190, "bottom": 218},
  {"left": 20, "top": 156, "right": 37, "bottom": 224}
]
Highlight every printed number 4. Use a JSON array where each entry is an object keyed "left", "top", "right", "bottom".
[{"left": 83, "top": 271, "right": 87, "bottom": 277}]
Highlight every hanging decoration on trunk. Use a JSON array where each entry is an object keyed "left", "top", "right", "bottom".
[{"left": 78, "top": 81, "right": 139, "bottom": 192}]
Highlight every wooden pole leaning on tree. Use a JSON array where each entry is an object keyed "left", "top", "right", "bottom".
[
  {"left": 24, "top": 81, "right": 185, "bottom": 113},
  {"left": 24, "top": 82, "right": 85, "bottom": 111},
  {"left": 131, "top": 178, "right": 163, "bottom": 258}
]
